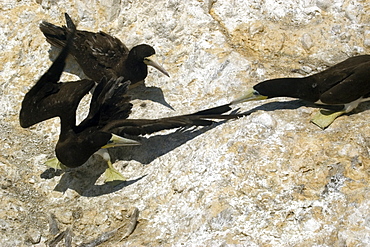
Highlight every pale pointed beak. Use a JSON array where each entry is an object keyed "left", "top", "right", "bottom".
[
  {"left": 144, "top": 55, "right": 170, "bottom": 77},
  {"left": 102, "top": 133, "right": 141, "bottom": 148},
  {"left": 231, "top": 88, "right": 268, "bottom": 105}
]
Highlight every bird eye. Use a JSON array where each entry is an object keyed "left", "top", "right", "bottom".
[{"left": 253, "top": 90, "right": 260, "bottom": 96}]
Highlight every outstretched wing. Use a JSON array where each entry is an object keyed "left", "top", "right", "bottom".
[
  {"left": 20, "top": 23, "right": 95, "bottom": 128},
  {"left": 77, "top": 77, "right": 133, "bottom": 130},
  {"left": 103, "top": 103, "right": 237, "bottom": 136}
]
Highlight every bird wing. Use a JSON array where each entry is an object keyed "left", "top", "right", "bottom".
[
  {"left": 20, "top": 24, "right": 95, "bottom": 128},
  {"left": 102, "top": 103, "right": 237, "bottom": 136},
  {"left": 78, "top": 77, "right": 133, "bottom": 130},
  {"left": 83, "top": 31, "right": 129, "bottom": 69},
  {"left": 319, "top": 61, "right": 370, "bottom": 104},
  {"left": 40, "top": 13, "right": 129, "bottom": 81}
]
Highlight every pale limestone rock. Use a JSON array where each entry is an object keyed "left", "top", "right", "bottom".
[
  {"left": 1, "top": 0, "right": 370, "bottom": 246},
  {"left": 301, "top": 33, "right": 314, "bottom": 51}
]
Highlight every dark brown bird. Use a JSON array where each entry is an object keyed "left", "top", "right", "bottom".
[
  {"left": 232, "top": 55, "right": 370, "bottom": 128},
  {"left": 21, "top": 22, "right": 241, "bottom": 182},
  {"left": 39, "top": 13, "right": 169, "bottom": 85},
  {"left": 19, "top": 23, "right": 95, "bottom": 129},
  {"left": 55, "top": 75, "right": 237, "bottom": 181}
]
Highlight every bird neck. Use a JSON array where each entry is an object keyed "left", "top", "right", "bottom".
[
  {"left": 255, "top": 77, "right": 318, "bottom": 101},
  {"left": 58, "top": 114, "right": 77, "bottom": 141},
  {"left": 124, "top": 60, "right": 147, "bottom": 83}
]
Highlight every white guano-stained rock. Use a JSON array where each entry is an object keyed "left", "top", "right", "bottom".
[{"left": 1, "top": 0, "right": 370, "bottom": 246}]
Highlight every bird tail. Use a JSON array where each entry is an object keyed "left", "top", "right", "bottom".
[
  {"left": 39, "top": 20, "right": 69, "bottom": 48},
  {"left": 104, "top": 103, "right": 245, "bottom": 136},
  {"left": 39, "top": 13, "right": 75, "bottom": 48}
]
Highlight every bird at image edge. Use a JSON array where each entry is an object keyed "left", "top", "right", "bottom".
[{"left": 232, "top": 55, "right": 370, "bottom": 129}]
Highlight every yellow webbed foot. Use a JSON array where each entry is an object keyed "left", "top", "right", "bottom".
[
  {"left": 45, "top": 157, "right": 68, "bottom": 170},
  {"left": 104, "top": 160, "right": 126, "bottom": 183},
  {"left": 310, "top": 109, "right": 345, "bottom": 129}
]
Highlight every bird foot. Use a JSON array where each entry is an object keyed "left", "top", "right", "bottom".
[
  {"left": 104, "top": 161, "right": 126, "bottom": 183},
  {"left": 310, "top": 109, "right": 345, "bottom": 129},
  {"left": 44, "top": 157, "right": 68, "bottom": 170}
]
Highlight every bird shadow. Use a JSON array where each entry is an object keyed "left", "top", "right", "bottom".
[
  {"left": 40, "top": 158, "right": 146, "bottom": 197},
  {"left": 46, "top": 46, "right": 87, "bottom": 79},
  {"left": 40, "top": 99, "right": 370, "bottom": 197},
  {"left": 127, "top": 83, "right": 175, "bottom": 110},
  {"left": 110, "top": 122, "right": 226, "bottom": 165},
  {"left": 239, "top": 99, "right": 349, "bottom": 113},
  {"left": 246, "top": 99, "right": 370, "bottom": 116},
  {"left": 349, "top": 101, "right": 370, "bottom": 115},
  {"left": 41, "top": 122, "right": 226, "bottom": 197}
]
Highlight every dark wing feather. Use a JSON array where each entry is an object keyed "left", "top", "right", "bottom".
[
  {"left": 78, "top": 77, "right": 132, "bottom": 129},
  {"left": 103, "top": 103, "right": 237, "bottom": 136},
  {"left": 84, "top": 31, "right": 129, "bottom": 69},
  {"left": 185, "top": 103, "right": 232, "bottom": 116},
  {"left": 319, "top": 61, "right": 370, "bottom": 104},
  {"left": 64, "top": 12, "right": 76, "bottom": 30},
  {"left": 39, "top": 13, "right": 129, "bottom": 81},
  {"left": 20, "top": 24, "right": 93, "bottom": 128},
  {"left": 39, "top": 21, "right": 68, "bottom": 48},
  {"left": 104, "top": 117, "right": 214, "bottom": 136},
  {"left": 313, "top": 55, "right": 370, "bottom": 102},
  {"left": 24, "top": 80, "right": 94, "bottom": 127}
]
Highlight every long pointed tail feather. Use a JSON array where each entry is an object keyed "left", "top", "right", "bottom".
[
  {"left": 104, "top": 110, "right": 244, "bottom": 136},
  {"left": 39, "top": 20, "right": 68, "bottom": 48}
]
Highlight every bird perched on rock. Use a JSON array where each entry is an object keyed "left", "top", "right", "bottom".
[
  {"left": 54, "top": 76, "right": 238, "bottom": 182},
  {"left": 20, "top": 20, "right": 141, "bottom": 181},
  {"left": 21, "top": 22, "right": 241, "bottom": 182},
  {"left": 232, "top": 55, "right": 370, "bottom": 128},
  {"left": 39, "top": 13, "right": 169, "bottom": 85}
]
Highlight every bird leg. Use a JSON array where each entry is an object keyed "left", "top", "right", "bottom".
[
  {"left": 104, "top": 159, "right": 127, "bottom": 182},
  {"left": 95, "top": 149, "right": 126, "bottom": 182},
  {"left": 310, "top": 109, "right": 345, "bottom": 129}
]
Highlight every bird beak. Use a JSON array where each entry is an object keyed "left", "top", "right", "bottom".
[
  {"left": 231, "top": 88, "right": 268, "bottom": 105},
  {"left": 102, "top": 133, "right": 141, "bottom": 148},
  {"left": 144, "top": 55, "right": 170, "bottom": 77}
]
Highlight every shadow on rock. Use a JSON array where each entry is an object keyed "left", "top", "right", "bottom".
[
  {"left": 40, "top": 122, "right": 226, "bottom": 196},
  {"left": 127, "top": 82, "right": 174, "bottom": 110},
  {"left": 109, "top": 122, "right": 225, "bottom": 165},
  {"left": 243, "top": 99, "right": 370, "bottom": 116},
  {"left": 43, "top": 154, "right": 146, "bottom": 197}
]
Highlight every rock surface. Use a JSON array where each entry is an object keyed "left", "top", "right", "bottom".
[{"left": 1, "top": 0, "right": 370, "bottom": 246}]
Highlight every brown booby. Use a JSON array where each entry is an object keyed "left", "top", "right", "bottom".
[
  {"left": 39, "top": 13, "right": 169, "bottom": 85},
  {"left": 232, "top": 55, "right": 370, "bottom": 128},
  {"left": 21, "top": 20, "right": 241, "bottom": 182}
]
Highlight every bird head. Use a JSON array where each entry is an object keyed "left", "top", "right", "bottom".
[
  {"left": 130, "top": 44, "right": 170, "bottom": 77},
  {"left": 231, "top": 88, "right": 268, "bottom": 105}
]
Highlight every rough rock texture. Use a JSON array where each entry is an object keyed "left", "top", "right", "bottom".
[{"left": 1, "top": 0, "right": 370, "bottom": 246}]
